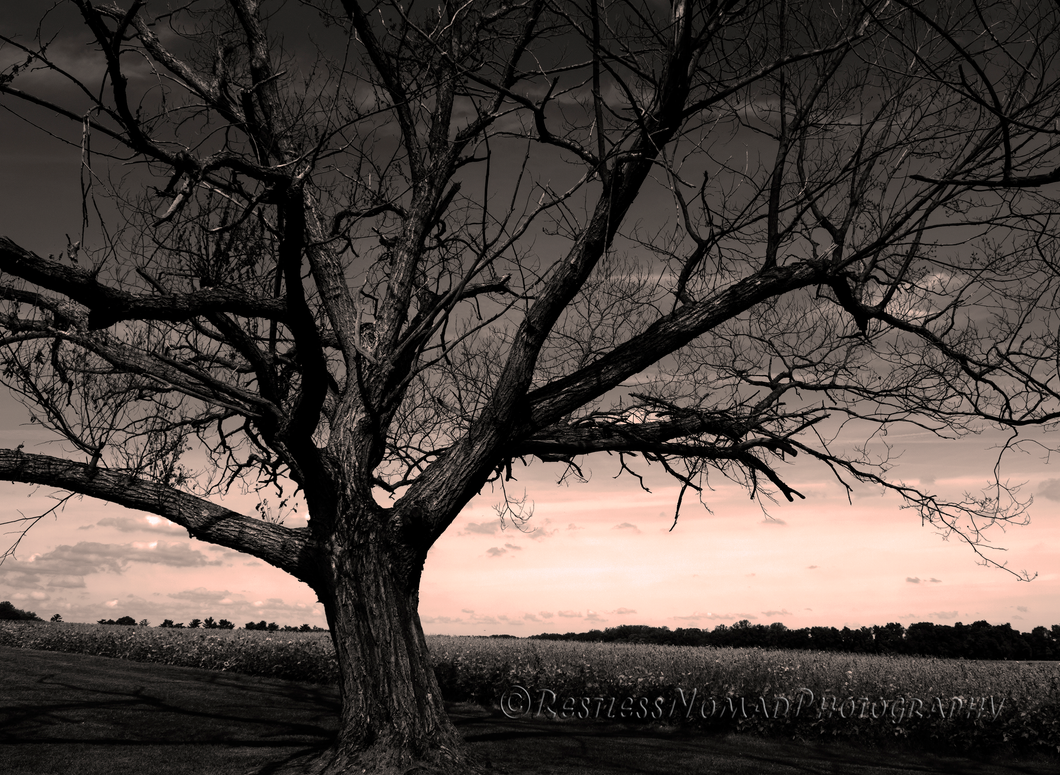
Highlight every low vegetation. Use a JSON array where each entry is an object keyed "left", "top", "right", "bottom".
[{"left": 2, "top": 619, "right": 1057, "bottom": 758}]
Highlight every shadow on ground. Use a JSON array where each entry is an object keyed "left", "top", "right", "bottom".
[{"left": 1, "top": 646, "right": 1054, "bottom": 775}]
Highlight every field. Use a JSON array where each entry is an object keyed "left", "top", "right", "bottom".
[{"left": 2, "top": 621, "right": 1058, "bottom": 757}]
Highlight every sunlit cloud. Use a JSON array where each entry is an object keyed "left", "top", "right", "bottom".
[{"left": 96, "top": 515, "right": 183, "bottom": 534}]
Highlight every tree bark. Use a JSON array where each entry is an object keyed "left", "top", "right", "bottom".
[{"left": 299, "top": 500, "right": 486, "bottom": 775}]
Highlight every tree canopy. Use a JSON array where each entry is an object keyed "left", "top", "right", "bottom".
[{"left": 3, "top": 1, "right": 1060, "bottom": 771}]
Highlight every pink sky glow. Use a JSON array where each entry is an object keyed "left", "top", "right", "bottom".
[{"left": 3, "top": 411, "right": 1058, "bottom": 634}]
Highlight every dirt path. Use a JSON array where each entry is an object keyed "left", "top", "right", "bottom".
[{"left": 0, "top": 646, "right": 1053, "bottom": 775}]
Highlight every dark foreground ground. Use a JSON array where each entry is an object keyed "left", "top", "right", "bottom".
[{"left": 0, "top": 645, "right": 1055, "bottom": 775}]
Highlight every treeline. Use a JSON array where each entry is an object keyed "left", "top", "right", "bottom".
[
  {"left": 157, "top": 617, "right": 234, "bottom": 629},
  {"left": 0, "top": 601, "right": 42, "bottom": 621},
  {"left": 529, "top": 620, "right": 1060, "bottom": 660},
  {"left": 0, "top": 603, "right": 325, "bottom": 632},
  {"left": 244, "top": 620, "right": 327, "bottom": 632}
]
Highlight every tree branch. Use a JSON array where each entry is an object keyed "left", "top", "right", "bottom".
[
  {"left": 0, "top": 447, "right": 318, "bottom": 583},
  {"left": 0, "top": 237, "right": 287, "bottom": 328}
]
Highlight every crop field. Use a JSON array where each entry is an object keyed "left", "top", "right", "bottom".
[{"left": 2, "top": 621, "right": 1058, "bottom": 756}]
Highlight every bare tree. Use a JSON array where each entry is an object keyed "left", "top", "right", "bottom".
[{"left": 3, "top": 1, "right": 1060, "bottom": 772}]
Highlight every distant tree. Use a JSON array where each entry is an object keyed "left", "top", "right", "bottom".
[
  {"left": 5, "top": 2, "right": 1060, "bottom": 771},
  {"left": 50, "top": 613, "right": 63, "bottom": 623},
  {"left": 203, "top": 618, "right": 217, "bottom": 630},
  {"left": 188, "top": 619, "right": 201, "bottom": 629},
  {"left": 218, "top": 619, "right": 235, "bottom": 630},
  {"left": 0, "top": 601, "right": 43, "bottom": 621},
  {"left": 98, "top": 615, "right": 137, "bottom": 626}
]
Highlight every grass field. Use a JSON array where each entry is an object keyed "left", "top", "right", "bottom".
[
  {"left": 1, "top": 620, "right": 1058, "bottom": 760},
  {"left": 3, "top": 645, "right": 1059, "bottom": 775}
]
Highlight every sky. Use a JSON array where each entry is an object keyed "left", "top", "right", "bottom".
[
  {"left": 1, "top": 2, "right": 1059, "bottom": 637},
  {"left": 3, "top": 405, "right": 1058, "bottom": 634}
]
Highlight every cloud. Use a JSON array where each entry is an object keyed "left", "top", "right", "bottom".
[
  {"left": 760, "top": 518, "right": 786, "bottom": 526},
  {"left": 611, "top": 608, "right": 637, "bottom": 615},
  {"left": 525, "top": 519, "right": 559, "bottom": 540},
  {"left": 462, "top": 521, "right": 501, "bottom": 535},
  {"left": 930, "top": 610, "right": 958, "bottom": 620},
  {"left": 1016, "top": 606, "right": 1029, "bottom": 613},
  {"left": 45, "top": 575, "right": 86, "bottom": 589},
  {"left": 168, "top": 587, "right": 234, "bottom": 604},
  {"left": 484, "top": 542, "right": 525, "bottom": 557},
  {"left": 523, "top": 613, "right": 540, "bottom": 622},
  {"left": 539, "top": 611, "right": 553, "bottom": 619},
  {"left": 929, "top": 578, "right": 942, "bottom": 584},
  {"left": 612, "top": 522, "right": 640, "bottom": 533},
  {"left": 1037, "top": 478, "right": 1060, "bottom": 502},
  {"left": 906, "top": 577, "right": 921, "bottom": 584},
  {"left": 585, "top": 610, "right": 606, "bottom": 622},
  {"left": 96, "top": 515, "right": 183, "bottom": 535},
  {"left": 672, "top": 611, "right": 757, "bottom": 622},
  {"left": 807, "top": 565, "right": 818, "bottom": 570},
  {"left": 762, "top": 609, "right": 791, "bottom": 618},
  {"left": 557, "top": 610, "right": 581, "bottom": 618},
  {"left": 422, "top": 615, "right": 465, "bottom": 624},
  {"left": 0, "top": 541, "right": 218, "bottom": 580}
]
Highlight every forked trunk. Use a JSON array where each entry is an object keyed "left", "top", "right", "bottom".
[{"left": 292, "top": 511, "right": 489, "bottom": 775}]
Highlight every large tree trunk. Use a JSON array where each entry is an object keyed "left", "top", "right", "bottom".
[{"left": 295, "top": 502, "right": 488, "bottom": 775}]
